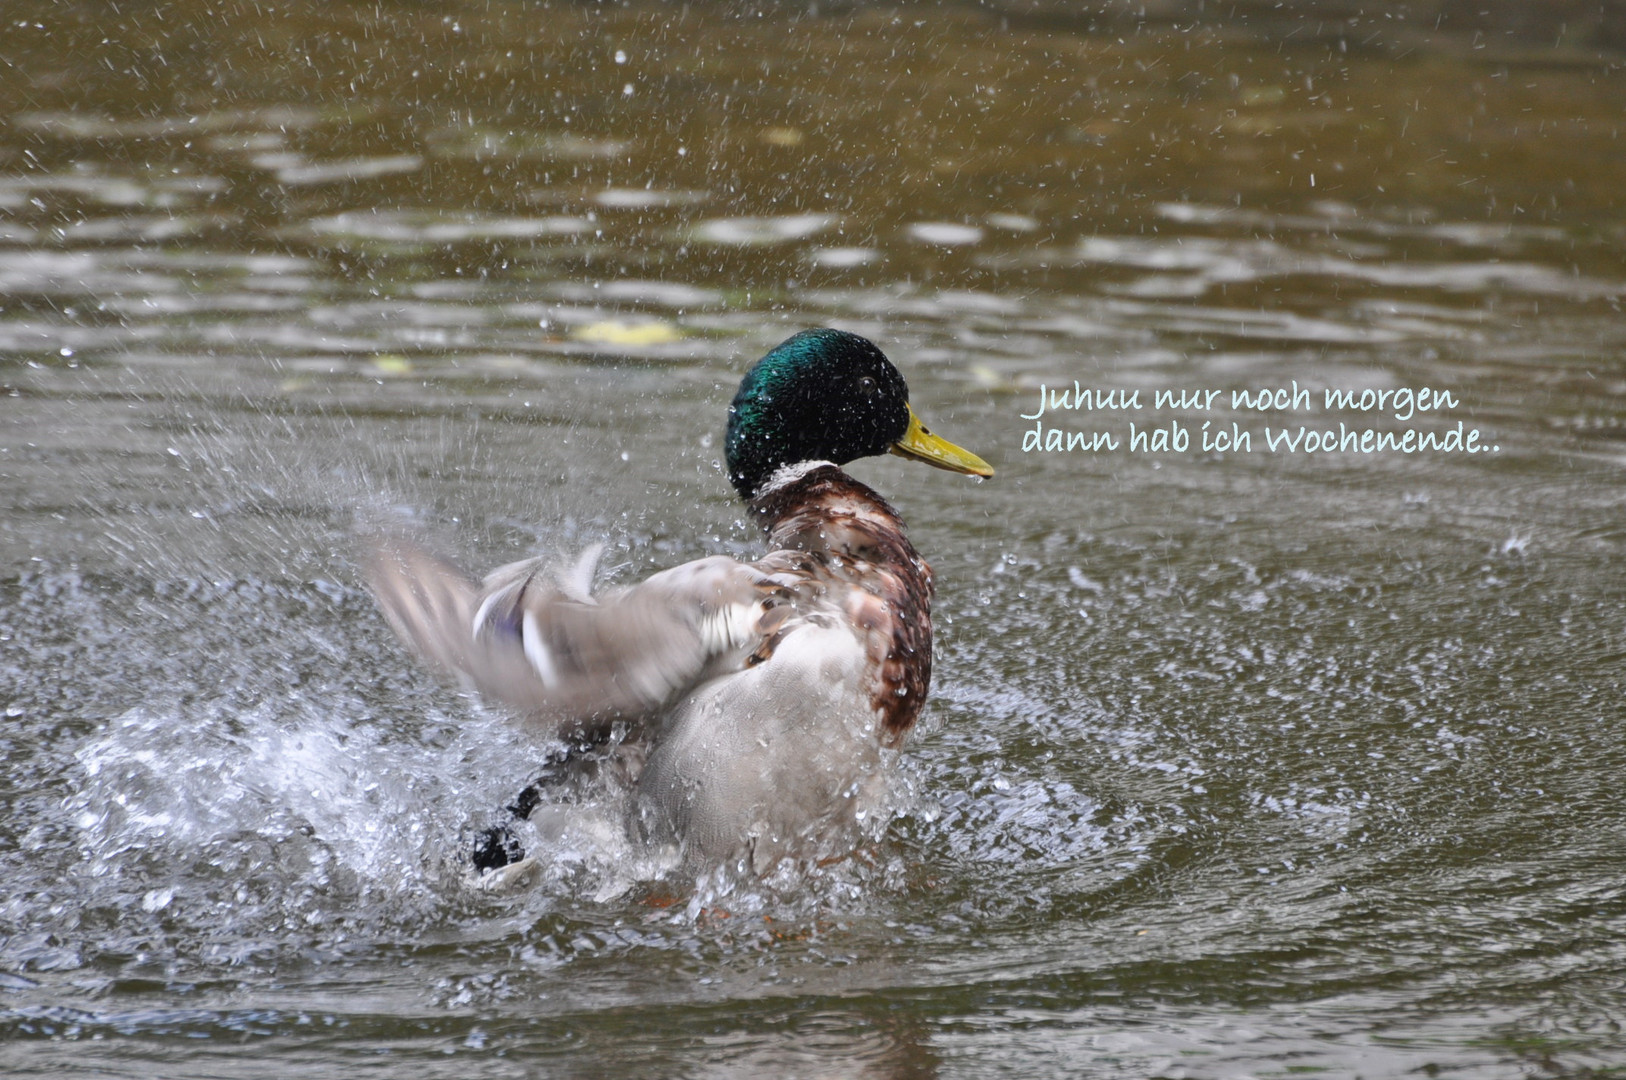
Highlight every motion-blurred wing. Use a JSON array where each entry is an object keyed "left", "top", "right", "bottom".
[{"left": 364, "top": 534, "right": 793, "bottom": 728}]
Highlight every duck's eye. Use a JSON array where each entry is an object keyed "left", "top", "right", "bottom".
[{"left": 857, "top": 375, "right": 877, "bottom": 394}]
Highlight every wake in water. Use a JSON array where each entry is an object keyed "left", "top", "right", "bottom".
[
  {"left": 59, "top": 684, "right": 924, "bottom": 941},
  {"left": 2, "top": 559, "right": 1136, "bottom": 1024}
]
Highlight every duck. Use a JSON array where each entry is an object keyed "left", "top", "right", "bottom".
[{"left": 364, "top": 328, "right": 993, "bottom": 883}]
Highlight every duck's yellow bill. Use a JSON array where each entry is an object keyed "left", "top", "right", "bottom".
[{"left": 889, "top": 405, "right": 994, "bottom": 477}]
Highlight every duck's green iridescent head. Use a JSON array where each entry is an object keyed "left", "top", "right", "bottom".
[{"left": 725, "top": 328, "right": 993, "bottom": 499}]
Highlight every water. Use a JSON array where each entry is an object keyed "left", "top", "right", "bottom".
[{"left": 3, "top": 3, "right": 1626, "bottom": 1075}]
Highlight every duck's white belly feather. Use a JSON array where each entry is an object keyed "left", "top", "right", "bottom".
[{"left": 632, "top": 620, "right": 887, "bottom": 875}]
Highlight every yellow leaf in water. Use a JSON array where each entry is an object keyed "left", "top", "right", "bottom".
[
  {"left": 1240, "top": 85, "right": 1287, "bottom": 106},
  {"left": 572, "top": 321, "right": 684, "bottom": 346},
  {"left": 968, "top": 364, "right": 1007, "bottom": 389},
  {"left": 370, "top": 355, "right": 413, "bottom": 374},
  {"left": 760, "top": 126, "right": 804, "bottom": 147}
]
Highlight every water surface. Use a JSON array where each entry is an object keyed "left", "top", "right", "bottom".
[{"left": 3, "top": 3, "right": 1625, "bottom": 1076}]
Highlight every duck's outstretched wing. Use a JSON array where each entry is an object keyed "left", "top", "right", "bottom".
[{"left": 364, "top": 534, "right": 793, "bottom": 729}]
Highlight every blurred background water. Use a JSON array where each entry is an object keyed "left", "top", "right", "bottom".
[{"left": 2, "top": 1, "right": 1625, "bottom": 1076}]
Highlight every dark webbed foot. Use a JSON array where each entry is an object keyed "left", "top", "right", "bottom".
[
  {"left": 470, "top": 822, "right": 526, "bottom": 871},
  {"left": 466, "top": 731, "right": 620, "bottom": 872}
]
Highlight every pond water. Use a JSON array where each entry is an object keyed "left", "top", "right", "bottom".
[{"left": 3, "top": 3, "right": 1625, "bottom": 1076}]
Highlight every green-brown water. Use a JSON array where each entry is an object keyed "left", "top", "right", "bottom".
[{"left": 3, "top": 3, "right": 1625, "bottom": 1076}]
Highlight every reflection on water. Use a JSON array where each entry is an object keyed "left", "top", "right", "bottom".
[{"left": 2, "top": 2, "right": 1626, "bottom": 1077}]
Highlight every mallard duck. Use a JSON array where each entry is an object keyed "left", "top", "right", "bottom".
[{"left": 365, "top": 328, "right": 992, "bottom": 881}]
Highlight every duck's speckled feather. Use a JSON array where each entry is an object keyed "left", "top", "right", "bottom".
[{"left": 750, "top": 465, "right": 933, "bottom": 743}]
